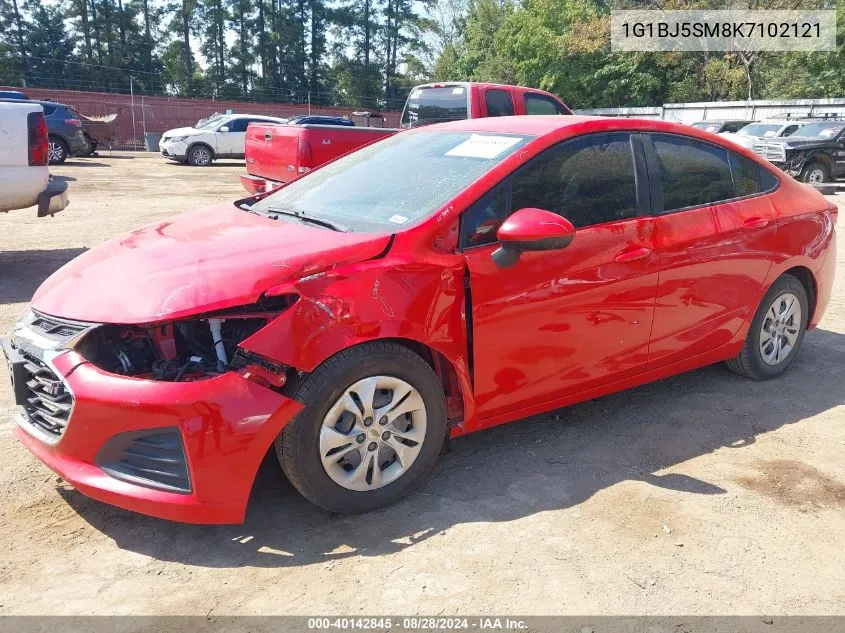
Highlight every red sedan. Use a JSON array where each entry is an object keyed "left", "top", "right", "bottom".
[{"left": 2, "top": 116, "right": 837, "bottom": 523}]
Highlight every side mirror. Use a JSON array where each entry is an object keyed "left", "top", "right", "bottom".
[
  {"left": 219, "top": 126, "right": 230, "bottom": 133},
  {"left": 492, "top": 208, "right": 575, "bottom": 268}
]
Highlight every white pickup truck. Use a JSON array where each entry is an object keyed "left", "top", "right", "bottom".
[{"left": 0, "top": 101, "right": 69, "bottom": 217}]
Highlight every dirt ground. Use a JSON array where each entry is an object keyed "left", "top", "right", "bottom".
[{"left": 0, "top": 152, "right": 843, "bottom": 616}]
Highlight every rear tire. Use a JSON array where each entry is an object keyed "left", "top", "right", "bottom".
[
  {"left": 187, "top": 144, "right": 213, "bottom": 166},
  {"left": 725, "top": 274, "right": 809, "bottom": 380},
  {"left": 48, "top": 136, "right": 69, "bottom": 165},
  {"left": 801, "top": 162, "right": 828, "bottom": 184},
  {"left": 276, "top": 342, "right": 446, "bottom": 514}
]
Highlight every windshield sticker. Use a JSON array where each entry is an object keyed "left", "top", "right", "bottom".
[
  {"left": 763, "top": 131, "right": 776, "bottom": 137},
  {"left": 388, "top": 214, "right": 410, "bottom": 224},
  {"left": 819, "top": 128, "right": 837, "bottom": 137},
  {"left": 446, "top": 134, "right": 522, "bottom": 159}
]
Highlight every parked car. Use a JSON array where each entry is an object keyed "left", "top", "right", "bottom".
[
  {"left": 241, "top": 81, "right": 573, "bottom": 193},
  {"left": 0, "top": 90, "right": 29, "bottom": 100},
  {"left": 720, "top": 119, "right": 807, "bottom": 156},
  {"left": 288, "top": 115, "right": 354, "bottom": 126},
  {"left": 0, "top": 99, "right": 91, "bottom": 164},
  {"left": 691, "top": 119, "right": 755, "bottom": 134},
  {"left": 3, "top": 116, "right": 836, "bottom": 523},
  {"left": 762, "top": 119, "right": 845, "bottom": 183},
  {"left": 159, "top": 113, "right": 288, "bottom": 166},
  {"left": 0, "top": 102, "right": 68, "bottom": 216}
]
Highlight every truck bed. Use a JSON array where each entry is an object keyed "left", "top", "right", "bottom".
[{"left": 244, "top": 123, "right": 397, "bottom": 189}]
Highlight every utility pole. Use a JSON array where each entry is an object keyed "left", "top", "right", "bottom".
[{"left": 130, "top": 75, "right": 138, "bottom": 149}]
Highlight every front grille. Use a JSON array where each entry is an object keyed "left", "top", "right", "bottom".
[
  {"left": 752, "top": 141, "right": 766, "bottom": 156},
  {"left": 31, "top": 314, "right": 87, "bottom": 339},
  {"left": 764, "top": 144, "right": 786, "bottom": 162},
  {"left": 96, "top": 429, "right": 191, "bottom": 494},
  {"left": 18, "top": 347, "right": 73, "bottom": 439}
]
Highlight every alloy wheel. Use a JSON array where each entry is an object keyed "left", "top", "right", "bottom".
[
  {"left": 319, "top": 375, "right": 427, "bottom": 491},
  {"left": 192, "top": 147, "right": 211, "bottom": 165},
  {"left": 759, "top": 292, "right": 802, "bottom": 366}
]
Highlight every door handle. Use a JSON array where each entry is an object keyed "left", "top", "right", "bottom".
[
  {"left": 743, "top": 217, "right": 769, "bottom": 228},
  {"left": 264, "top": 132, "right": 272, "bottom": 141},
  {"left": 614, "top": 246, "right": 653, "bottom": 263}
]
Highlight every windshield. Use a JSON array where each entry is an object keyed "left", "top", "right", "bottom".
[
  {"left": 692, "top": 121, "right": 721, "bottom": 133},
  {"left": 401, "top": 86, "right": 469, "bottom": 128},
  {"left": 792, "top": 122, "right": 845, "bottom": 138},
  {"left": 251, "top": 130, "right": 533, "bottom": 232},
  {"left": 737, "top": 123, "right": 781, "bottom": 137},
  {"left": 196, "top": 115, "right": 228, "bottom": 130}
]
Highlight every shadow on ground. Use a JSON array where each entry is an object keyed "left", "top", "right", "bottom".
[
  {"left": 60, "top": 327, "right": 845, "bottom": 569},
  {"left": 0, "top": 248, "right": 88, "bottom": 304}
]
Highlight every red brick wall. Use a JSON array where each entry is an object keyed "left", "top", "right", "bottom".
[{"left": 3, "top": 86, "right": 402, "bottom": 149}]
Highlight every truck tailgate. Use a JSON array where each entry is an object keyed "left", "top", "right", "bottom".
[
  {"left": 297, "top": 125, "right": 397, "bottom": 172},
  {"left": 245, "top": 123, "right": 301, "bottom": 182}
]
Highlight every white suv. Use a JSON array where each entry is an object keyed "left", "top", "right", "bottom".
[
  {"left": 159, "top": 113, "right": 287, "bottom": 166},
  {"left": 719, "top": 120, "right": 807, "bottom": 157}
]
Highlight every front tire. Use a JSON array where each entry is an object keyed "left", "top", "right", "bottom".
[
  {"left": 277, "top": 342, "right": 447, "bottom": 513},
  {"left": 187, "top": 144, "right": 213, "bottom": 166},
  {"left": 48, "top": 136, "right": 69, "bottom": 164},
  {"left": 801, "top": 162, "right": 828, "bottom": 184},
  {"left": 725, "top": 274, "right": 809, "bottom": 380}
]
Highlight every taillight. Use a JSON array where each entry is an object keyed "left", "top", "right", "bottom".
[
  {"left": 27, "top": 112, "right": 48, "bottom": 166},
  {"left": 64, "top": 118, "right": 81, "bottom": 126},
  {"left": 296, "top": 137, "right": 312, "bottom": 167}
]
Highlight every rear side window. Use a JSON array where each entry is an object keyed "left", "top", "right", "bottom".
[
  {"left": 485, "top": 89, "right": 514, "bottom": 117},
  {"left": 729, "top": 152, "right": 761, "bottom": 197},
  {"left": 649, "top": 135, "right": 734, "bottom": 212},
  {"left": 42, "top": 105, "right": 56, "bottom": 116},
  {"left": 401, "top": 86, "right": 468, "bottom": 127},
  {"left": 510, "top": 133, "right": 638, "bottom": 228},
  {"left": 724, "top": 121, "right": 748, "bottom": 133},
  {"left": 783, "top": 125, "right": 800, "bottom": 136},
  {"left": 524, "top": 93, "right": 568, "bottom": 115}
]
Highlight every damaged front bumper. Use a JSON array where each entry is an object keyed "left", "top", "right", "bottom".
[{"left": 2, "top": 329, "right": 302, "bottom": 524}]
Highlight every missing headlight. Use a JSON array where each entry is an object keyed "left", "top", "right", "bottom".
[{"left": 76, "top": 296, "right": 297, "bottom": 382}]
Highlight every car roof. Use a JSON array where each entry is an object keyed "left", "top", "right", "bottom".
[
  {"left": 421, "top": 114, "right": 721, "bottom": 137},
  {"left": 0, "top": 98, "right": 70, "bottom": 108}
]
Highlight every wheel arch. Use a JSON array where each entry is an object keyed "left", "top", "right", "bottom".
[
  {"left": 187, "top": 141, "right": 215, "bottom": 159},
  {"left": 782, "top": 265, "right": 818, "bottom": 324},
  {"left": 806, "top": 151, "right": 834, "bottom": 175}
]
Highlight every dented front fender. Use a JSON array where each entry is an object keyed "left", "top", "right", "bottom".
[{"left": 239, "top": 254, "right": 477, "bottom": 429}]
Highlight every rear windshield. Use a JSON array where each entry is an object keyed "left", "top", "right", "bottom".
[
  {"left": 251, "top": 130, "right": 534, "bottom": 233},
  {"left": 401, "top": 86, "right": 469, "bottom": 128}
]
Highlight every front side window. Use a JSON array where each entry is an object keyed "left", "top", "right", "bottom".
[
  {"left": 225, "top": 118, "right": 251, "bottom": 133},
  {"left": 485, "top": 89, "right": 514, "bottom": 117},
  {"left": 252, "top": 130, "right": 533, "bottom": 233},
  {"left": 649, "top": 135, "right": 734, "bottom": 212},
  {"left": 524, "top": 93, "right": 568, "bottom": 115}
]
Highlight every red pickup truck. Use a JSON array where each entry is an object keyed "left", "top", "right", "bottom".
[{"left": 240, "top": 82, "right": 571, "bottom": 194}]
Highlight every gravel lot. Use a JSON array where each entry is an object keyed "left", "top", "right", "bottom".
[{"left": 0, "top": 152, "right": 843, "bottom": 615}]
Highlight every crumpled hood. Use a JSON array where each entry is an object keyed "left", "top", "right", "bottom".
[
  {"left": 32, "top": 203, "right": 392, "bottom": 324},
  {"left": 161, "top": 126, "right": 200, "bottom": 139}
]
